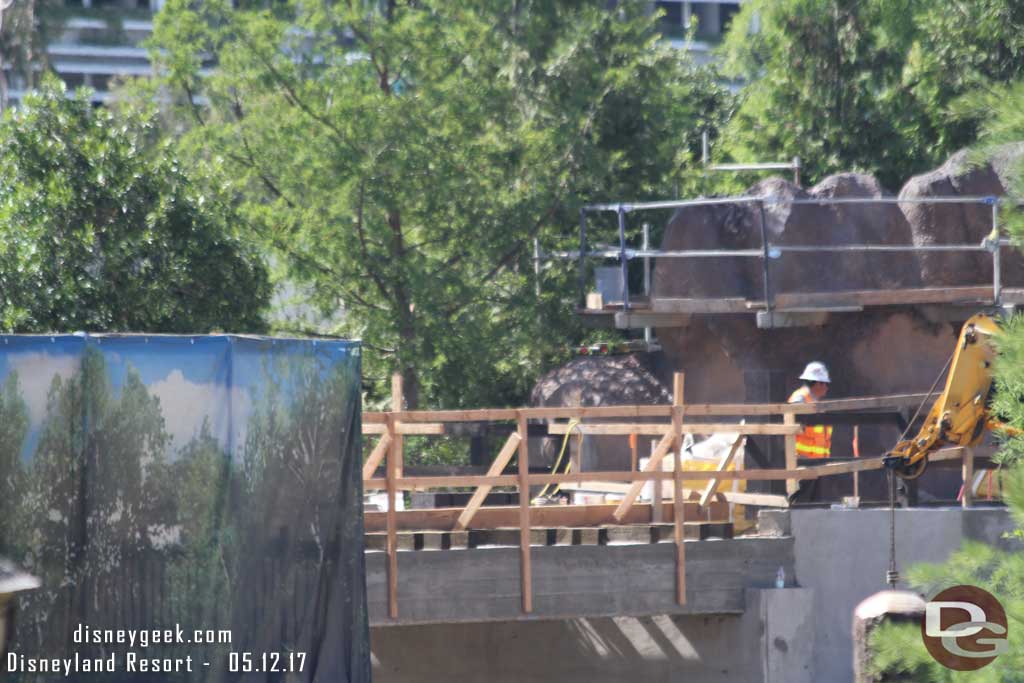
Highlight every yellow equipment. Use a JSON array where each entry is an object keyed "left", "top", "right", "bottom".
[{"left": 885, "top": 313, "right": 1017, "bottom": 480}]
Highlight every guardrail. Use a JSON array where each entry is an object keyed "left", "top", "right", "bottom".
[
  {"left": 540, "top": 194, "right": 1018, "bottom": 316},
  {"left": 361, "top": 373, "right": 983, "bottom": 621}
]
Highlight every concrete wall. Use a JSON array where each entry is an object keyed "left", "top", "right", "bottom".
[
  {"left": 370, "top": 588, "right": 815, "bottom": 683},
  {"left": 367, "top": 537, "right": 794, "bottom": 625},
  {"left": 773, "top": 507, "right": 1020, "bottom": 683}
]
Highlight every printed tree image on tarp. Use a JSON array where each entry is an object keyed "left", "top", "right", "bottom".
[{"left": 0, "top": 334, "right": 369, "bottom": 682}]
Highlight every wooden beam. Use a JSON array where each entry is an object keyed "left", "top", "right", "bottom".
[
  {"left": 547, "top": 423, "right": 802, "bottom": 436},
  {"left": 771, "top": 285, "right": 994, "bottom": 310},
  {"left": 361, "top": 392, "right": 930, "bottom": 423},
  {"left": 784, "top": 414, "right": 798, "bottom": 497},
  {"left": 392, "top": 373, "right": 404, "bottom": 477},
  {"left": 652, "top": 297, "right": 752, "bottom": 314},
  {"left": 517, "top": 413, "right": 532, "bottom": 613},
  {"left": 454, "top": 432, "right": 522, "bottom": 530},
  {"left": 364, "top": 448, "right": 969, "bottom": 492},
  {"left": 712, "top": 491, "right": 789, "bottom": 507},
  {"left": 962, "top": 447, "right": 974, "bottom": 509},
  {"left": 385, "top": 416, "right": 399, "bottom": 619},
  {"left": 612, "top": 430, "right": 674, "bottom": 522},
  {"left": 364, "top": 502, "right": 723, "bottom": 532},
  {"left": 368, "top": 468, "right": 817, "bottom": 491},
  {"left": 362, "top": 433, "right": 392, "bottom": 481},
  {"left": 557, "top": 482, "right": 789, "bottom": 508},
  {"left": 672, "top": 373, "right": 686, "bottom": 607},
  {"left": 785, "top": 393, "right": 930, "bottom": 414},
  {"left": 699, "top": 434, "right": 746, "bottom": 508},
  {"left": 363, "top": 423, "right": 446, "bottom": 435}
]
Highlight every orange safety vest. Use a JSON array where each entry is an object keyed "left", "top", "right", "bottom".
[{"left": 788, "top": 386, "right": 832, "bottom": 458}]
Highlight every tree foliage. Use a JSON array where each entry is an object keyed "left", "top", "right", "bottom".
[
  {"left": 868, "top": 470, "right": 1024, "bottom": 681},
  {"left": 719, "top": 0, "right": 1024, "bottom": 189},
  {"left": 148, "top": 0, "right": 731, "bottom": 407},
  {"left": 0, "top": 0, "right": 55, "bottom": 111},
  {"left": 0, "top": 79, "right": 271, "bottom": 333}
]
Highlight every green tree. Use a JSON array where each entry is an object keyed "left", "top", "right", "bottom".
[
  {"left": 868, "top": 469, "right": 1024, "bottom": 681},
  {"left": 719, "top": 0, "right": 1024, "bottom": 189},
  {"left": 0, "top": 371, "right": 28, "bottom": 554},
  {"left": 0, "top": 78, "right": 271, "bottom": 333},
  {"left": 149, "top": 0, "right": 731, "bottom": 408},
  {"left": 0, "top": 0, "right": 53, "bottom": 111}
]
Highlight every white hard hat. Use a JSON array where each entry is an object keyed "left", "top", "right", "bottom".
[{"left": 799, "top": 362, "right": 830, "bottom": 384}]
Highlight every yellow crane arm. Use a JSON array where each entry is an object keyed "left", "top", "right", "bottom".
[{"left": 888, "top": 314, "right": 1001, "bottom": 479}]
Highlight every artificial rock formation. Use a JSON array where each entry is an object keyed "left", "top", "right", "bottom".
[
  {"left": 530, "top": 353, "right": 671, "bottom": 408},
  {"left": 530, "top": 353, "right": 671, "bottom": 471},
  {"left": 531, "top": 147, "right": 1024, "bottom": 496}
]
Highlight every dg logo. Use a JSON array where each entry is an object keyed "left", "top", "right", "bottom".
[{"left": 921, "top": 585, "right": 1008, "bottom": 671}]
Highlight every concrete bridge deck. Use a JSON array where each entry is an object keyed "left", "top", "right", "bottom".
[{"left": 369, "top": 507, "right": 1018, "bottom": 683}]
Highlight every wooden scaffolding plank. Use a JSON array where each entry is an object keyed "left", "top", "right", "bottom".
[
  {"left": 361, "top": 391, "right": 930, "bottom": 423},
  {"left": 517, "top": 413, "right": 532, "bottom": 614},
  {"left": 547, "top": 423, "right": 802, "bottom": 436},
  {"left": 385, "top": 414, "right": 399, "bottom": 620},
  {"left": 784, "top": 414, "right": 799, "bottom": 497},
  {"left": 772, "top": 285, "right": 994, "bottom": 310},
  {"left": 672, "top": 373, "right": 686, "bottom": 607},
  {"left": 364, "top": 501, "right": 721, "bottom": 533},
  {"left": 652, "top": 298, "right": 753, "bottom": 314}
]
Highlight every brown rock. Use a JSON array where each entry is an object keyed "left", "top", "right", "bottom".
[{"left": 899, "top": 144, "right": 1024, "bottom": 287}]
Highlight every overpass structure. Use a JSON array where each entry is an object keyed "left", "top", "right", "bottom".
[{"left": 360, "top": 375, "right": 1003, "bottom": 681}]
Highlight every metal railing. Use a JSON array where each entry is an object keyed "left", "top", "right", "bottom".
[{"left": 542, "top": 194, "right": 1018, "bottom": 315}]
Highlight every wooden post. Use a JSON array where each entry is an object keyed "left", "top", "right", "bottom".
[
  {"left": 962, "top": 447, "right": 974, "bottom": 509},
  {"left": 672, "top": 372, "right": 686, "bottom": 606},
  {"left": 629, "top": 433, "right": 638, "bottom": 472},
  {"left": 517, "top": 412, "right": 532, "bottom": 613},
  {"left": 385, "top": 415, "right": 399, "bottom": 619},
  {"left": 392, "top": 373, "right": 404, "bottom": 477},
  {"left": 852, "top": 425, "right": 860, "bottom": 500},
  {"left": 784, "top": 412, "right": 798, "bottom": 497}
]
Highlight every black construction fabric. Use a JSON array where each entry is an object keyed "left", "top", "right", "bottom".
[{"left": 0, "top": 334, "right": 370, "bottom": 682}]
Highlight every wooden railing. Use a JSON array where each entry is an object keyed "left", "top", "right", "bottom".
[{"left": 362, "top": 373, "right": 978, "bottom": 620}]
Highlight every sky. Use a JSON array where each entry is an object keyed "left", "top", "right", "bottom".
[{"left": 0, "top": 334, "right": 359, "bottom": 460}]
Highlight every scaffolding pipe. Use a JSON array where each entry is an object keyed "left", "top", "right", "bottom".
[
  {"left": 533, "top": 238, "right": 541, "bottom": 298},
  {"left": 578, "top": 209, "right": 587, "bottom": 308},
  {"left": 709, "top": 163, "right": 799, "bottom": 171},
  {"left": 617, "top": 205, "right": 630, "bottom": 310},
  {"left": 993, "top": 202, "right": 1002, "bottom": 305},
  {"left": 643, "top": 223, "right": 652, "bottom": 345},
  {"left": 546, "top": 248, "right": 764, "bottom": 259},
  {"left": 773, "top": 244, "right": 990, "bottom": 254},
  {"left": 763, "top": 195, "right": 1002, "bottom": 206},
  {"left": 758, "top": 201, "right": 773, "bottom": 319},
  {"left": 642, "top": 224, "right": 652, "bottom": 296},
  {"left": 583, "top": 194, "right": 1010, "bottom": 213}
]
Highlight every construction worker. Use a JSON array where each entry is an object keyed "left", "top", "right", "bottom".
[{"left": 788, "top": 362, "right": 832, "bottom": 459}]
